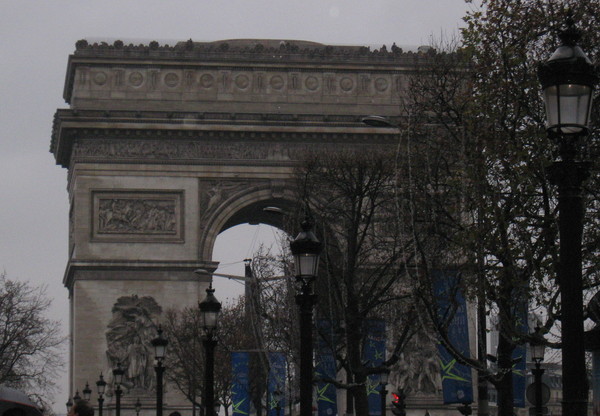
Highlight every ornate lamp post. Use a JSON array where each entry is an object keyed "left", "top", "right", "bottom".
[
  {"left": 529, "top": 329, "right": 546, "bottom": 416},
  {"left": 538, "top": 17, "right": 598, "bottom": 416},
  {"left": 135, "top": 398, "right": 142, "bottom": 416},
  {"left": 113, "top": 362, "right": 125, "bottom": 416},
  {"left": 380, "top": 370, "right": 390, "bottom": 416},
  {"left": 73, "top": 391, "right": 81, "bottom": 402},
  {"left": 199, "top": 285, "right": 222, "bottom": 416},
  {"left": 152, "top": 326, "right": 169, "bottom": 416},
  {"left": 83, "top": 383, "right": 92, "bottom": 402},
  {"left": 66, "top": 397, "right": 73, "bottom": 413},
  {"left": 290, "top": 216, "right": 322, "bottom": 416},
  {"left": 97, "top": 373, "right": 107, "bottom": 416}
]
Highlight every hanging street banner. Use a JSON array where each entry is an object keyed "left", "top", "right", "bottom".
[
  {"left": 268, "top": 352, "right": 287, "bottom": 416},
  {"left": 231, "top": 351, "right": 251, "bottom": 416},
  {"left": 364, "top": 319, "right": 386, "bottom": 416},
  {"left": 316, "top": 319, "right": 338, "bottom": 416},
  {"left": 433, "top": 270, "right": 474, "bottom": 404}
]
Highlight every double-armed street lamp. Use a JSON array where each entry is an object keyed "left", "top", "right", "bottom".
[
  {"left": 113, "top": 362, "right": 125, "bottom": 416},
  {"left": 151, "top": 326, "right": 169, "bottom": 416},
  {"left": 537, "top": 16, "right": 598, "bottom": 416},
  {"left": 290, "top": 216, "right": 323, "bottom": 416},
  {"left": 199, "top": 284, "right": 222, "bottom": 416},
  {"left": 529, "top": 329, "right": 546, "bottom": 416},
  {"left": 97, "top": 373, "right": 107, "bottom": 416}
]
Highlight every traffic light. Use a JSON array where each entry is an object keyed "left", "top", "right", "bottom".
[{"left": 391, "top": 390, "right": 406, "bottom": 416}]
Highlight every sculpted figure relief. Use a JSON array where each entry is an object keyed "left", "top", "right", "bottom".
[
  {"left": 105, "top": 295, "right": 162, "bottom": 392},
  {"left": 98, "top": 198, "right": 177, "bottom": 234},
  {"left": 392, "top": 330, "right": 441, "bottom": 396}
]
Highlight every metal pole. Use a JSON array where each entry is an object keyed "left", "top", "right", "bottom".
[
  {"left": 532, "top": 363, "right": 544, "bottom": 416},
  {"left": 115, "top": 386, "right": 122, "bottom": 416},
  {"left": 204, "top": 334, "right": 217, "bottom": 416},
  {"left": 380, "top": 385, "right": 387, "bottom": 416},
  {"left": 548, "top": 156, "right": 590, "bottom": 416},
  {"left": 98, "top": 396, "right": 104, "bottom": 416},
  {"left": 297, "top": 281, "right": 316, "bottom": 416},
  {"left": 156, "top": 362, "right": 165, "bottom": 416}
]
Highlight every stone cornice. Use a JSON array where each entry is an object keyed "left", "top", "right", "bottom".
[
  {"left": 62, "top": 259, "right": 218, "bottom": 291},
  {"left": 73, "top": 38, "right": 433, "bottom": 64},
  {"left": 51, "top": 109, "right": 400, "bottom": 167}
]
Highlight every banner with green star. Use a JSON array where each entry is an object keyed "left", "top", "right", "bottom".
[{"left": 433, "top": 270, "right": 474, "bottom": 404}]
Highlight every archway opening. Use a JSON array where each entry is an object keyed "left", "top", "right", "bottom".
[{"left": 212, "top": 223, "right": 288, "bottom": 303}]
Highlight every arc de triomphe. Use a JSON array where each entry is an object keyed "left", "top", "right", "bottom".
[{"left": 51, "top": 38, "right": 423, "bottom": 414}]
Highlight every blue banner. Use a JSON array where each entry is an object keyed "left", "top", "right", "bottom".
[
  {"left": 433, "top": 270, "right": 474, "bottom": 404},
  {"left": 364, "top": 319, "right": 386, "bottom": 416},
  {"left": 315, "top": 319, "right": 338, "bottom": 416},
  {"left": 268, "top": 352, "right": 287, "bottom": 416},
  {"left": 231, "top": 351, "right": 250, "bottom": 416}
]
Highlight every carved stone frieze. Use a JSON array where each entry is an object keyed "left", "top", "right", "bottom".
[
  {"left": 72, "top": 139, "right": 297, "bottom": 162},
  {"left": 74, "top": 66, "right": 404, "bottom": 101},
  {"left": 92, "top": 190, "right": 183, "bottom": 242}
]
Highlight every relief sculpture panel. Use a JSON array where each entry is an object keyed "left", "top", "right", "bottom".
[
  {"left": 105, "top": 295, "right": 162, "bottom": 393},
  {"left": 92, "top": 191, "right": 183, "bottom": 242}
]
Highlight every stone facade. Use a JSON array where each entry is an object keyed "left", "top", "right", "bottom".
[{"left": 51, "top": 39, "right": 431, "bottom": 415}]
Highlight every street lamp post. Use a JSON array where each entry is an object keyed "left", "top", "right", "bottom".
[
  {"left": 538, "top": 17, "right": 598, "bottom": 416},
  {"left": 135, "top": 398, "right": 142, "bottom": 416},
  {"left": 199, "top": 285, "right": 222, "bottom": 416},
  {"left": 529, "top": 329, "right": 546, "bottom": 416},
  {"left": 290, "top": 216, "right": 322, "bottom": 416},
  {"left": 96, "top": 373, "right": 107, "bottom": 416},
  {"left": 83, "top": 383, "right": 92, "bottom": 402},
  {"left": 380, "top": 370, "right": 390, "bottom": 416},
  {"left": 113, "top": 362, "right": 125, "bottom": 416},
  {"left": 152, "top": 326, "right": 169, "bottom": 416},
  {"left": 66, "top": 398, "right": 73, "bottom": 413}
]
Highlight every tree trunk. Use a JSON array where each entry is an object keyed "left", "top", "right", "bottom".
[{"left": 496, "top": 310, "right": 515, "bottom": 416}]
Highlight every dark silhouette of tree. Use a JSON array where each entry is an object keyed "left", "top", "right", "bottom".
[
  {"left": 399, "top": 2, "right": 600, "bottom": 416},
  {"left": 0, "top": 273, "right": 64, "bottom": 410}
]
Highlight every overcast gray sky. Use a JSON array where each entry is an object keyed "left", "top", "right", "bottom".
[{"left": 1, "top": 0, "right": 471, "bottom": 412}]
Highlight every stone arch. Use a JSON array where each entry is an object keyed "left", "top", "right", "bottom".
[
  {"left": 200, "top": 183, "right": 298, "bottom": 262},
  {"left": 51, "top": 37, "right": 406, "bottom": 414}
]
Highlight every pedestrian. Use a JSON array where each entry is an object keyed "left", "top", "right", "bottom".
[{"left": 69, "top": 400, "right": 94, "bottom": 416}]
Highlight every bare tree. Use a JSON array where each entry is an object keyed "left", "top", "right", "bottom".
[
  {"left": 0, "top": 273, "right": 64, "bottom": 410},
  {"left": 292, "top": 149, "right": 420, "bottom": 416},
  {"left": 164, "top": 295, "right": 273, "bottom": 416}
]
